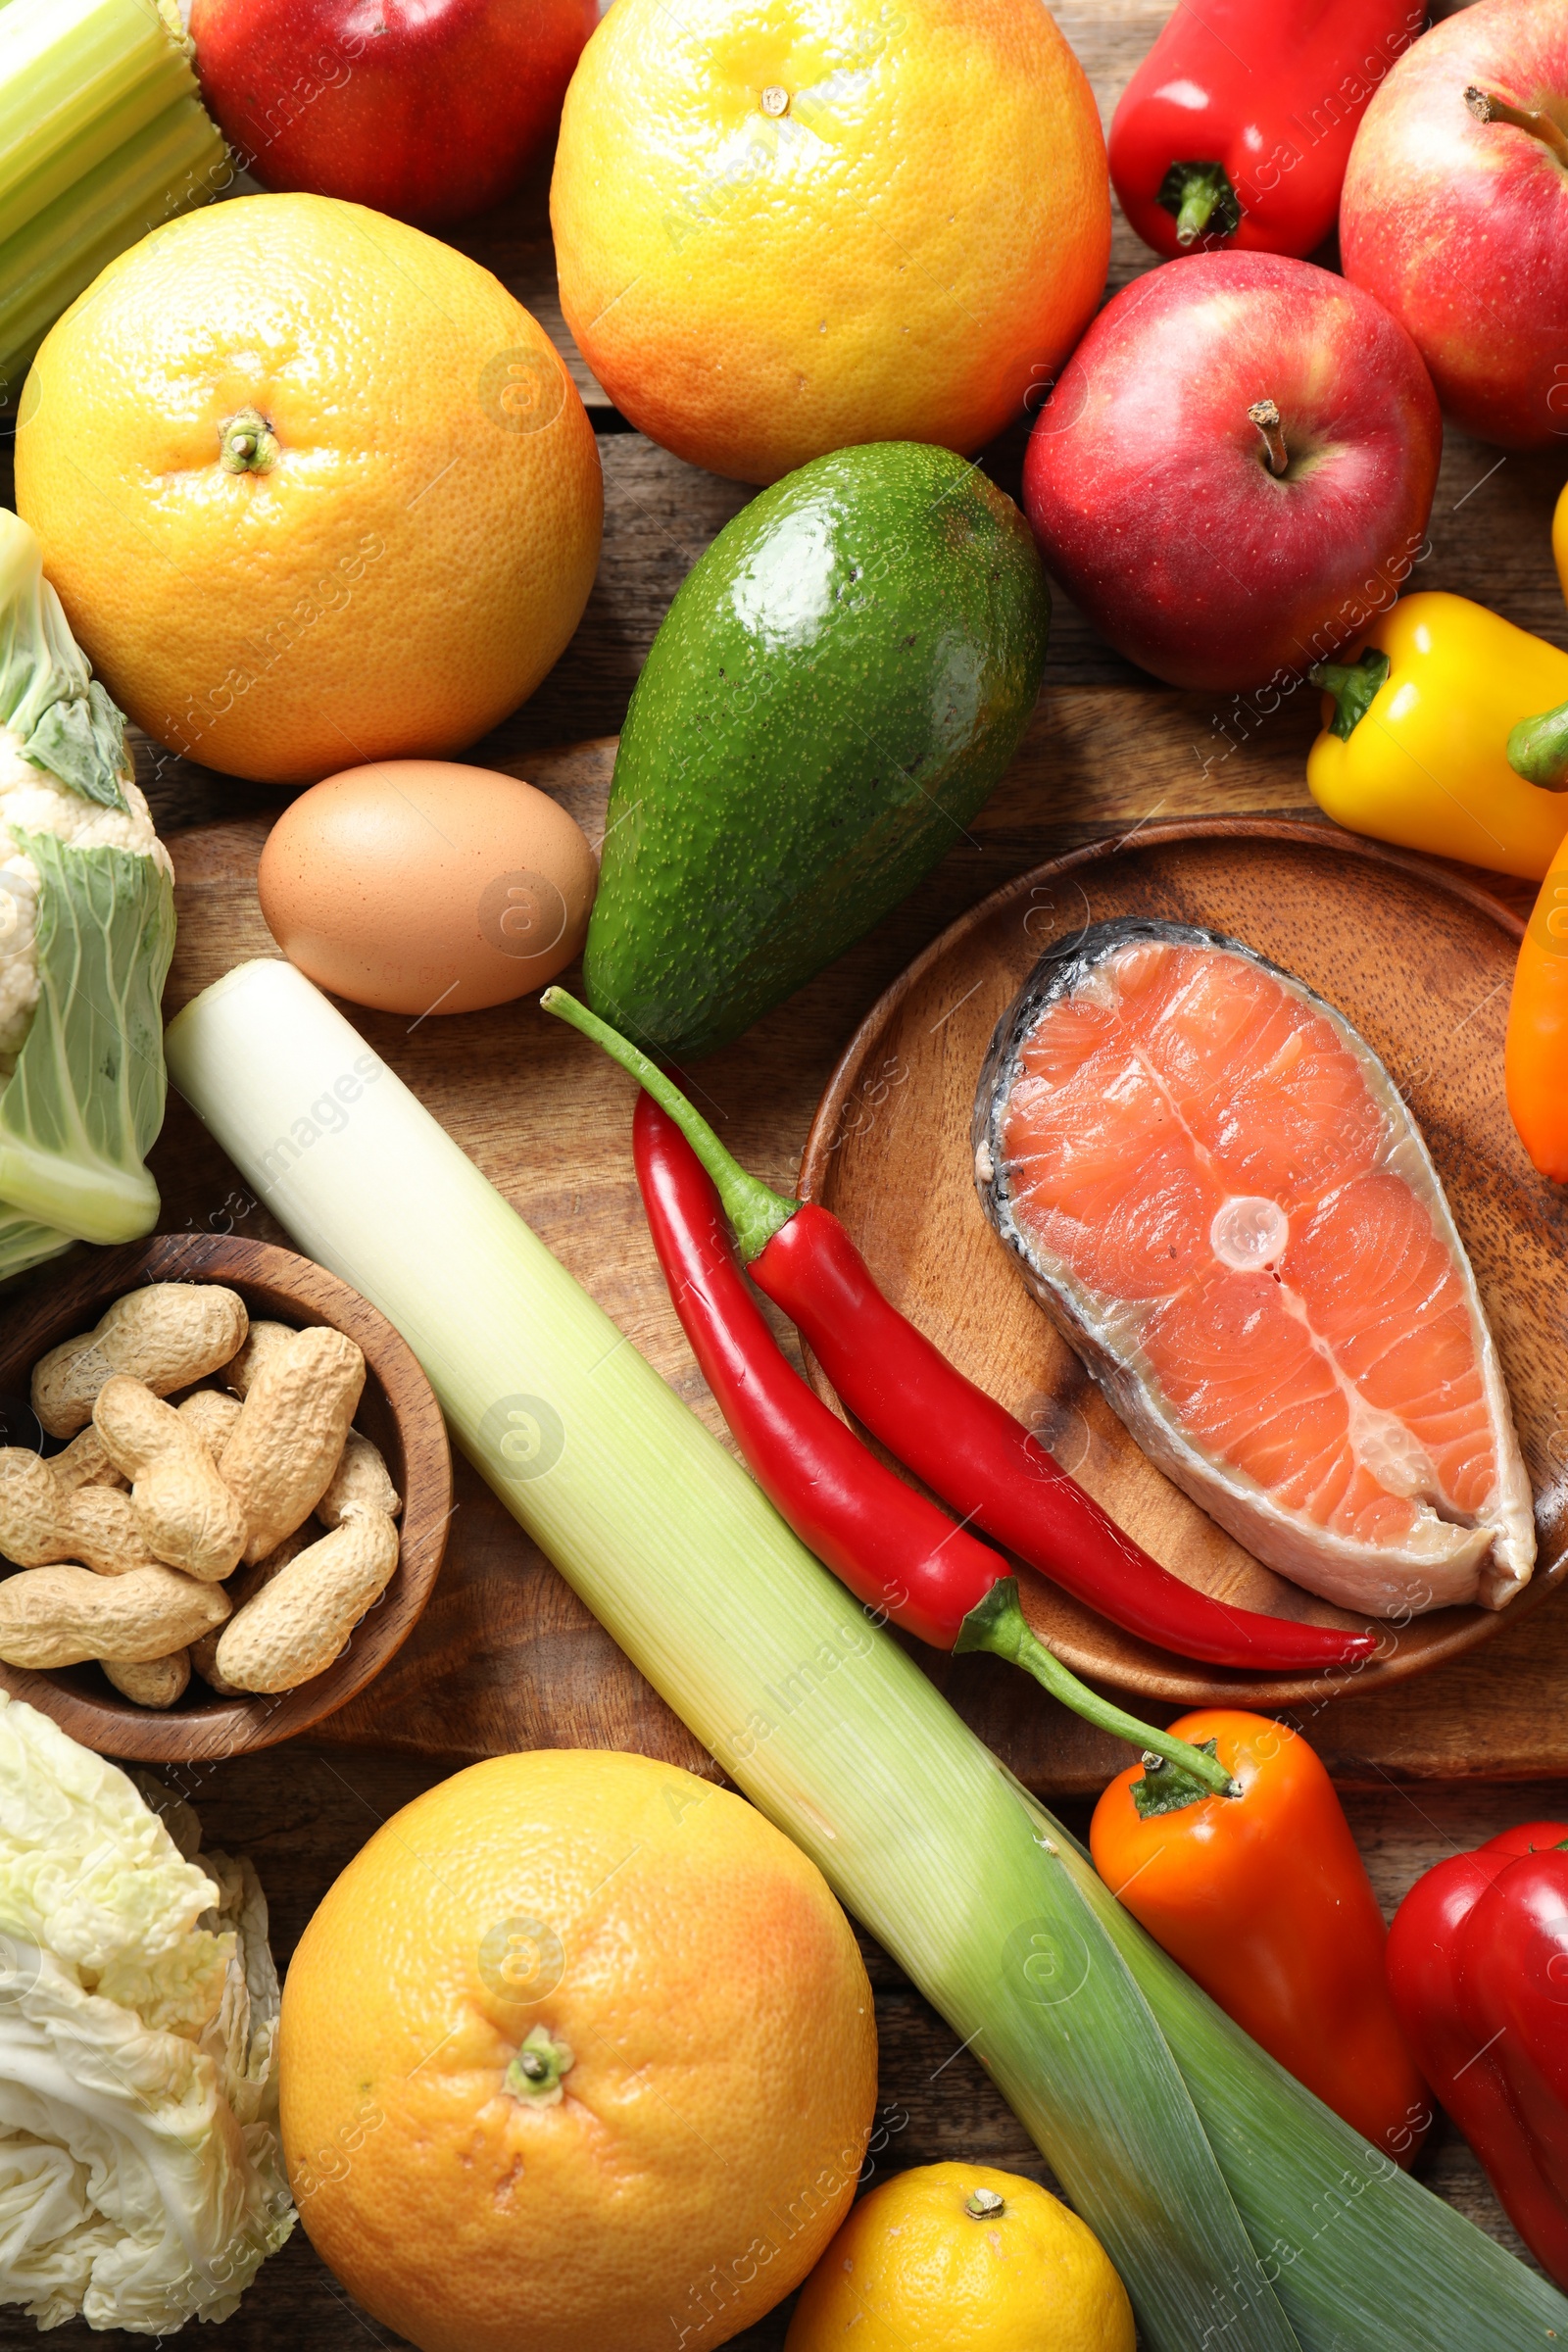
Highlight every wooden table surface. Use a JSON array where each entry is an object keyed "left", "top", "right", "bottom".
[{"left": 4, "top": 0, "right": 1568, "bottom": 2338}]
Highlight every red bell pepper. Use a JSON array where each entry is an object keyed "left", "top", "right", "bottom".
[
  {"left": 1387, "top": 1821, "right": 1568, "bottom": 2288},
  {"left": 1108, "top": 0, "right": 1425, "bottom": 261}
]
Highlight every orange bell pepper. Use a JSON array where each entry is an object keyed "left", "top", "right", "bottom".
[
  {"left": 1090, "top": 1709, "right": 1429, "bottom": 2165},
  {"left": 1506, "top": 831, "right": 1568, "bottom": 1182}
]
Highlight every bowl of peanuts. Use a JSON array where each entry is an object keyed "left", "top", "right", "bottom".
[{"left": 0, "top": 1231, "right": 454, "bottom": 1759}]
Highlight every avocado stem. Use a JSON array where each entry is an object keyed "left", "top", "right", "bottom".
[
  {"left": 1308, "top": 649, "right": 1392, "bottom": 740},
  {"left": 1465, "top": 85, "right": 1568, "bottom": 168},
  {"left": 1507, "top": 697, "right": 1568, "bottom": 788},
  {"left": 540, "top": 988, "right": 799, "bottom": 1262},
  {"left": 1249, "top": 398, "right": 1289, "bottom": 476}
]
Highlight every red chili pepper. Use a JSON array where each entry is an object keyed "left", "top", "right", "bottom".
[
  {"left": 634, "top": 1090, "right": 1237, "bottom": 1796},
  {"left": 1108, "top": 0, "right": 1424, "bottom": 261},
  {"left": 1388, "top": 1822, "right": 1568, "bottom": 2288},
  {"left": 545, "top": 988, "right": 1376, "bottom": 1678}
]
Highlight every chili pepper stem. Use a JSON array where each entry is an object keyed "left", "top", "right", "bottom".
[
  {"left": 954, "top": 1578, "right": 1240, "bottom": 1799},
  {"left": 1309, "top": 648, "right": 1391, "bottom": 740},
  {"left": 1465, "top": 84, "right": 1568, "bottom": 170},
  {"left": 1506, "top": 697, "right": 1568, "bottom": 788},
  {"left": 541, "top": 987, "right": 799, "bottom": 1260}
]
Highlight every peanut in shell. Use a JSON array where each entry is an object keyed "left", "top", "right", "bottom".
[
  {"left": 0, "top": 1449, "right": 160, "bottom": 1575},
  {"left": 103, "top": 1648, "right": 191, "bottom": 1707},
  {"left": 0, "top": 1562, "right": 228, "bottom": 1668},
  {"left": 93, "top": 1377, "right": 248, "bottom": 1583},
  {"left": 33, "top": 1285, "right": 249, "bottom": 1438},
  {"left": 214, "top": 1504, "right": 399, "bottom": 1693},
  {"left": 220, "top": 1326, "right": 366, "bottom": 1566}
]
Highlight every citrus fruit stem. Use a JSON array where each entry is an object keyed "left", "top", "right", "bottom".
[
  {"left": 219, "top": 406, "right": 278, "bottom": 474},
  {"left": 505, "top": 2024, "right": 574, "bottom": 2105}
]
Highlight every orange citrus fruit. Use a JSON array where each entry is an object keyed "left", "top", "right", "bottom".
[
  {"left": 15, "top": 193, "right": 602, "bottom": 786},
  {"left": 551, "top": 0, "right": 1109, "bottom": 485},
  {"left": 785, "top": 2163, "right": 1136, "bottom": 2351},
  {"left": 278, "top": 1749, "right": 878, "bottom": 2352}
]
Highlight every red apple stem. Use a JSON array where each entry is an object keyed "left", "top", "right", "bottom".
[
  {"left": 1465, "top": 86, "right": 1568, "bottom": 169},
  {"left": 1248, "top": 398, "right": 1288, "bottom": 476}
]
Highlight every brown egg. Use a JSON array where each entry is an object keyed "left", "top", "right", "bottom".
[{"left": 257, "top": 760, "right": 598, "bottom": 1016}]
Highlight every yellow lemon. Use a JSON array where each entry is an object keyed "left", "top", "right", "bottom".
[
  {"left": 784, "top": 2162, "right": 1136, "bottom": 2351},
  {"left": 279, "top": 1750, "right": 878, "bottom": 2352},
  {"left": 552, "top": 0, "right": 1109, "bottom": 484},
  {"left": 16, "top": 193, "right": 602, "bottom": 785}
]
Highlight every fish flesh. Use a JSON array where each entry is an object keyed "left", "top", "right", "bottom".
[{"left": 973, "top": 920, "right": 1536, "bottom": 1619}]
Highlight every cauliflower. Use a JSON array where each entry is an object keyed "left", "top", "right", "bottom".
[
  {"left": 0, "top": 513, "right": 175, "bottom": 1264},
  {"left": 0, "top": 1695, "right": 292, "bottom": 2334},
  {"left": 0, "top": 730, "right": 172, "bottom": 1063}
]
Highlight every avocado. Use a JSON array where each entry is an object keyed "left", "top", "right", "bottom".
[{"left": 583, "top": 441, "right": 1050, "bottom": 1060}]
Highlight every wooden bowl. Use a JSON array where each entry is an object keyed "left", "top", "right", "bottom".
[
  {"left": 800, "top": 816, "right": 1568, "bottom": 1711},
  {"left": 0, "top": 1233, "right": 453, "bottom": 1760}
]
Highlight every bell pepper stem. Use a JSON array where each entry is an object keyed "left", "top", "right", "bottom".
[
  {"left": 541, "top": 988, "right": 799, "bottom": 1261},
  {"left": 1309, "top": 648, "right": 1392, "bottom": 741},
  {"left": 1506, "top": 698, "right": 1568, "bottom": 789},
  {"left": 1156, "top": 160, "right": 1241, "bottom": 245},
  {"left": 1465, "top": 85, "right": 1568, "bottom": 169},
  {"left": 955, "top": 1577, "right": 1240, "bottom": 1799}
]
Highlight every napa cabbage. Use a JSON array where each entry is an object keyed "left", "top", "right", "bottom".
[{"left": 0, "top": 1692, "right": 292, "bottom": 2332}]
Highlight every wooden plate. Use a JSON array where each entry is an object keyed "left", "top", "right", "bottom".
[
  {"left": 799, "top": 816, "right": 1568, "bottom": 1710},
  {"left": 0, "top": 1233, "right": 453, "bottom": 1760}
]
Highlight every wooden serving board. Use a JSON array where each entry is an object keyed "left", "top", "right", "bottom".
[{"left": 799, "top": 817, "right": 1568, "bottom": 1709}]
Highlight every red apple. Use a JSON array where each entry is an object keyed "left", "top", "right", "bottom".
[
  {"left": 1021, "top": 253, "right": 1442, "bottom": 693},
  {"left": 1340, "top": 0, "right": 1568, "bottom": 450},
  {"left": 189, "top": 0, "right": 599, "bottom": 230}
]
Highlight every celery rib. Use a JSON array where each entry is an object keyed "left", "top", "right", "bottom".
[
  {"left": 0, "top": 0, "right": 194, "bottom": 224},
  {"left": 0, "top": 93, "right": 226, "bottom": 407}
]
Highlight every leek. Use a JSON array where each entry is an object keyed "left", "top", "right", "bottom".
[
  {"left": 0, "top": 0, "right": 225, "bottom": 409},
  {"left": 167, "top": 958, "right": 1568, "bottom": 2352}
]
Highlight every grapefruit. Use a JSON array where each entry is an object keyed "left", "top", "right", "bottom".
[
  {"left": 279, "top": 1749, "right": 877, "bottom": 2352},
  {"left": 15, "top": 194, "right": 602, "bottom": 786},
  {"left": 551, "top": 0, "right": 1110, "bottom": 484}
]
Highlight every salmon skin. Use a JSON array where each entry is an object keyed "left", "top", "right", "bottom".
[{"left": 973, "top": 920, "right": 1536, "bottom": 1620}]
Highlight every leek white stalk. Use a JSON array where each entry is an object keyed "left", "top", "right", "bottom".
[{"left": 167, "top": 960, "right": 1568, "bottom": 2352}]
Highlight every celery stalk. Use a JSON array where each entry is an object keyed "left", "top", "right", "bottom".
[
  {"left": 166, "top": 959, "right": 1568, "bottom": 2352},
  {"left": 0, "top": 0, "right": 225, "bottom": 410},
  {"left": 0, "top": 93, "right": 224, "bottom": 408},
  {"left": 0, "top": 0, "right": 199, "bottom": 248}
]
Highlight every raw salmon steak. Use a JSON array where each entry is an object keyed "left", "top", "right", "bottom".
[{"left": 973, "top": 921, "right": 1536, "bottom": 1618}]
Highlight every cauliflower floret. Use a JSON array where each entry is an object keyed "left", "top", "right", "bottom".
[{"left": 0, "top": 728, "right": 173, "bottom": 1063}]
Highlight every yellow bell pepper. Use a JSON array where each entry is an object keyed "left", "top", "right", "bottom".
[{"left": 1305, "top": 592, "right": 1568, "bottom": 881}]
